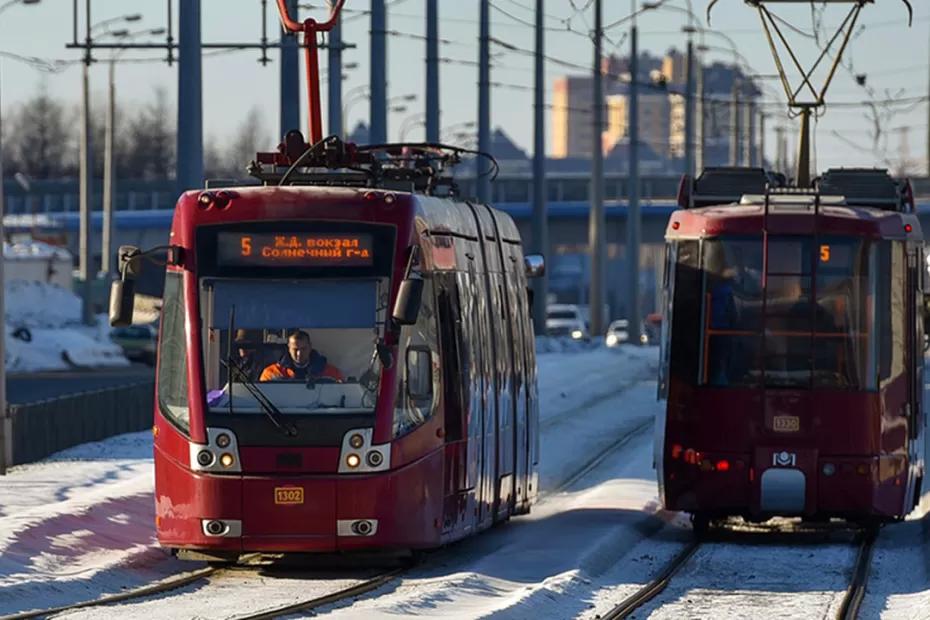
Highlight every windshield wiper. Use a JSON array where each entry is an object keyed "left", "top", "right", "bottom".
[{"left": 222, "top": 357, "right": 299, "bottom": 437}]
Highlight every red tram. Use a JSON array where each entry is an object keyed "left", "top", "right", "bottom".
[
  {"left": 109, "top": 1, "right": 543, "bottom": 561},
  {"left": 656, "top": 167, "right": 927, "bottom": 529}
]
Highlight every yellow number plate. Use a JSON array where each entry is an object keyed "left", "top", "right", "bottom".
[
  {"left": 274, "top": 486, "right": 304, "bottom": 505},
  {"left": 773, "top": 415, "right": 800, "bottom": 432}
]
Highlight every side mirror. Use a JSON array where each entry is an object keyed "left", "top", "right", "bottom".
[
  {"left": 109, "top": 279, "right": 136, "bottom": 327},
  {"left": 109, "top": 245, "right": 143, "bottom": 327},
  {"left": 524, "top": 254, "right": 545, "bottom": 279},
  {"left": 393, "top": 277, "right": 424, "bottom": 326}
]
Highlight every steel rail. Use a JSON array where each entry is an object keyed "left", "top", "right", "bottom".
[
  {"left": 836, "top": 528, "right": 878, "bottom": 620},
  {"left": 232, "top": 568, "right": 404, "bottom": 620},
  {"left": 1, "top": 565, "right": 222, "bottom": 620},
  {"left": 598, "top": 540, "right": 701, "bottom": 620}
]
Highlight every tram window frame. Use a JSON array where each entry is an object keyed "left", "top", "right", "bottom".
[
  {"left": 157, "top": 272, "right": 191, "bottom": 434},
  {"left": 393, "top": 273, "right": 439, "bottom": 439},
  {"left": 436, "top": 274, "right": 466, "bottom": 441},
  {"left": 406, "top": 346, "right": 433, "bottom": 401}
]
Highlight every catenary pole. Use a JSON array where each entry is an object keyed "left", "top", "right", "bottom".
[
  {"left": 627, "top": 4, "right": 641, "bottom": 343},
  {"left": 102, "top": 59, "right": 116, "bottom": 276},
  {"left": 729, "top": 77, "right": 740, "bottom": 166},
  {"left": 588, "top": 0, "right": 606, "bottom": 336},
  {"left": 176, "top": 0, "right": 203, "bottom": 193},
  {"left": 79, "top": 14, "right": 93, "bottom": 325},
  {"left": 280, "top": 0, "right": 299, "bottom": 136},
  {"left": 477, "top": 0, "right": 491, "bottom": 203},
  {"left": 531, "top": 0, "right": 548, "bottom": 334},
  {"left": 370, "top": 0, "right": 387, "bottom": 143},
  {"left": 684, "top": 37, "right": 695, "bottom": 176},
  {"left": 328, "top": 4, "right": 343, "bottom": 137},
  {"left": 425, "top": 0, "right": 439, "bottom": 142}
]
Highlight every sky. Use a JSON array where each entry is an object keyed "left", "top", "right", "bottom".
[{"left": 0, "top": 0, "right": 928, "bottom": 172}]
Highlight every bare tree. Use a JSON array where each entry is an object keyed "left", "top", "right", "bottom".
[
  {"left": 124, "top": 87, "right": 175, "bottom": 180},
  {"left": 6, "top": 82, "right": 76, "bottom": 179},
  {"left": 224, "top": 106, "right": 266, "bottom": 178}
]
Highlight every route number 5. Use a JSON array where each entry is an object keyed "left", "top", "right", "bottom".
[
  {"left": 820, "top": 244, "right": 830, "bottom": 263},
  {"left": 241, "top": 236, "right": 253, "bottom": 257}
]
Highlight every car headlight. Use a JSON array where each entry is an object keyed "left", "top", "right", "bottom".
[
  {"left": 571, "top": 330, "right": 583, "bottom": 340},
  {"left": 606, "top": 334, "right": 618, "bottom": 347}
]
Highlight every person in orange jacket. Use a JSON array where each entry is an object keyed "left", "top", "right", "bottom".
[{"left": 259, "top": 329, "right": 344, "bottom": 382}]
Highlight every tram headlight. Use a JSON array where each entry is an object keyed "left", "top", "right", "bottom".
[
  {"left": 197, "top": 450, "right": 215, "bottom": 467},
  {"left": 219, "top": 453, "right": 235, "bottom": 468},
  {"left": 822, "top": 463, "right": 836, "bottom": 477},
  {"left": 366, "top": 450, "right": 384, "bottom": 468},
  {"left": 216, "top": 433, "right": 231, "bottom": 449},
  {"left": 349, "top": 433, "right": 365, "bottom": 449},
  {"left": 346, "top": 453, "right": 361, "bottom": 469}
]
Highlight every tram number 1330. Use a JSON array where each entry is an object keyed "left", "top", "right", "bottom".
[{"left": 274, "top": 487, "right": 305, "bottom": 505}]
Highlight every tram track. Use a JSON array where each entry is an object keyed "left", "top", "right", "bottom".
[
  {"left": 836, "top": 528, "right": 878, "bottom": 620},
  {"left": 595, "top": 522, "right": 879, "bottom": 620}
]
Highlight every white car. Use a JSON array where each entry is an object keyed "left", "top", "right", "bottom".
[
  {"left": 546, "top": 304, "right": 589, "bottom": 340},
  {"left": 605, "top": 319, "right": 630, "bottom": 347}
]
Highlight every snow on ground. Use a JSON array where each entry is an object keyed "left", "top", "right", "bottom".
[
  {"left": 4, "top": 278, "right": 128, "bottom": 373},
  {"left": 0, "top": 343, "right": 657, "bottom": 618}
]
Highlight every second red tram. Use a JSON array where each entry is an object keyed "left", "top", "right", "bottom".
[{"left": 657, "top": 167, "right": 927, "bottom": 528}]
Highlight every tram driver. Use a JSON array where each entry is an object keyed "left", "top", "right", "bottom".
[{"left": 259, "top": 329, "right": 345, "bottom": 383}]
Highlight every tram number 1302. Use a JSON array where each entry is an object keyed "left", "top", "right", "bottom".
[{"left": 274, "top": 487, "right": 305, "bottom": 505}]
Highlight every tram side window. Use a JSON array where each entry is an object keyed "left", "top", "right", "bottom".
[
  {"left": 394, "top": 278, "right": 439, "bottom": 438},
  {"left": 436, "top": 274, "right": 466, "bottom": 441},
  {"left": 670, "top": 240, "right": 702, "bottom": 385},
  {"left": 157, "top": 272, "right": 190, "bottom": 433},
  {"left": 881, "top": 242, "right": 907, "bottom": 384},
  {"left": 700, "top": 237, "right": 763, "bottom": 387}
]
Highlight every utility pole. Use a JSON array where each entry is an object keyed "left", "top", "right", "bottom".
[
  {"left": 176, "top": 0, "right": 203, "bottom": 192},
  {"left": 531, "top": 0, "right": 548, "bottom": 333},
  {"left": 477, "top": 0, "right": 491, "bottom": 203},
  {"left": 280, "top": 0, "right": 299, "bottom": 136},
  {"left": 79, "top": 17, "right": 93, "bottom": 326},
  {"left": 102, "top": 59, "right": 116, "bottom": 277},
  {"left": 0, "top": 62, "right": 9, "bottom": 474},
  {"left": 589, "top": 0, "right": 606, "bottom": 336},
  {"left": 729, "top": 78, "right": 741, "bottom": 166},
  {"left": 328, "top": 5, "right": 343, "bottom": 137},
  {"left": 627, "top": 5, "right": 641, "bottom": 342},
  {"left": 684, "top": 37, "right": 695, "bottom": 177},
  {"left": 370, "top": 0, "right": 387, "bottom": 143},
  {"left": 759, "top": 112, "right": 767, "bottom": 169},
  {"left": 744, "top": 99, "right": 754, "bottom": 166},
  {"left": 696, "top": 51, "right": 705, "bottom": 173},
  {"left": 425, "top": 0, "right": 440, "bottom": 143}
]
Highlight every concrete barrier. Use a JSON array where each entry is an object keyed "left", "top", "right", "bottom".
[{"left": 8, "top": 381, "right": 154, "bottom": 466}]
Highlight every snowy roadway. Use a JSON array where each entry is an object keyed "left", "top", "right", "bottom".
[{"left": 0, "top": 344, "right": 927, "bottom": 619}]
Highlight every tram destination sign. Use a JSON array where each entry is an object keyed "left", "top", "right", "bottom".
[{"left": 216, "top": 232, "right": 374, "bottom": 267}]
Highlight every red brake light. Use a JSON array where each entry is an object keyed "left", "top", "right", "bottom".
[
  {"left": 716, "top": 459, "right": 730, "bottom": 472},
  {"left": 905, "top": 223, "right": 913, "bottom": 233},
  {"left": 671, "top": 444, "right": 683, "bottom": 459},
  {"left": 672, "top": 221, "right": 681, "bottom": 230},
  {"left": 684, "top": 448, "right": 696, "bottom": 465}
]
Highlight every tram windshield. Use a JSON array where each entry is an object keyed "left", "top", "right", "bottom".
[
  {"left": 200, "top": 278, "right": 389, "bottom": 414},
  {"left": 700, "top": 236, "right": 878, "bottom": 390}
]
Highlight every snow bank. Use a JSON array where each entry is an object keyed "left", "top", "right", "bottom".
[{"left": 4, "top": 279, "right": 128, "bottom": 373}]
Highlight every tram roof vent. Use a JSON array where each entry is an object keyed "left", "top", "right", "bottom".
[
  {"left": 682, "top": 167, "right": 784, "bottom": 208},
  {"left": 814, "top": 168, "right": 910, "bottom": 211}
]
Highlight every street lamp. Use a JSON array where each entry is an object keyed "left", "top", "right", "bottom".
[
  {"left": 101, "top": 27, "right": 166, "bottom": 277},
  {"left": 78, "top": 12, "right": 148, "bottom": 324}
]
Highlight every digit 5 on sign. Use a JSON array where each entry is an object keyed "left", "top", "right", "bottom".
[{"left": 241, "top": 236, "right": 253, "bottom": 257}]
